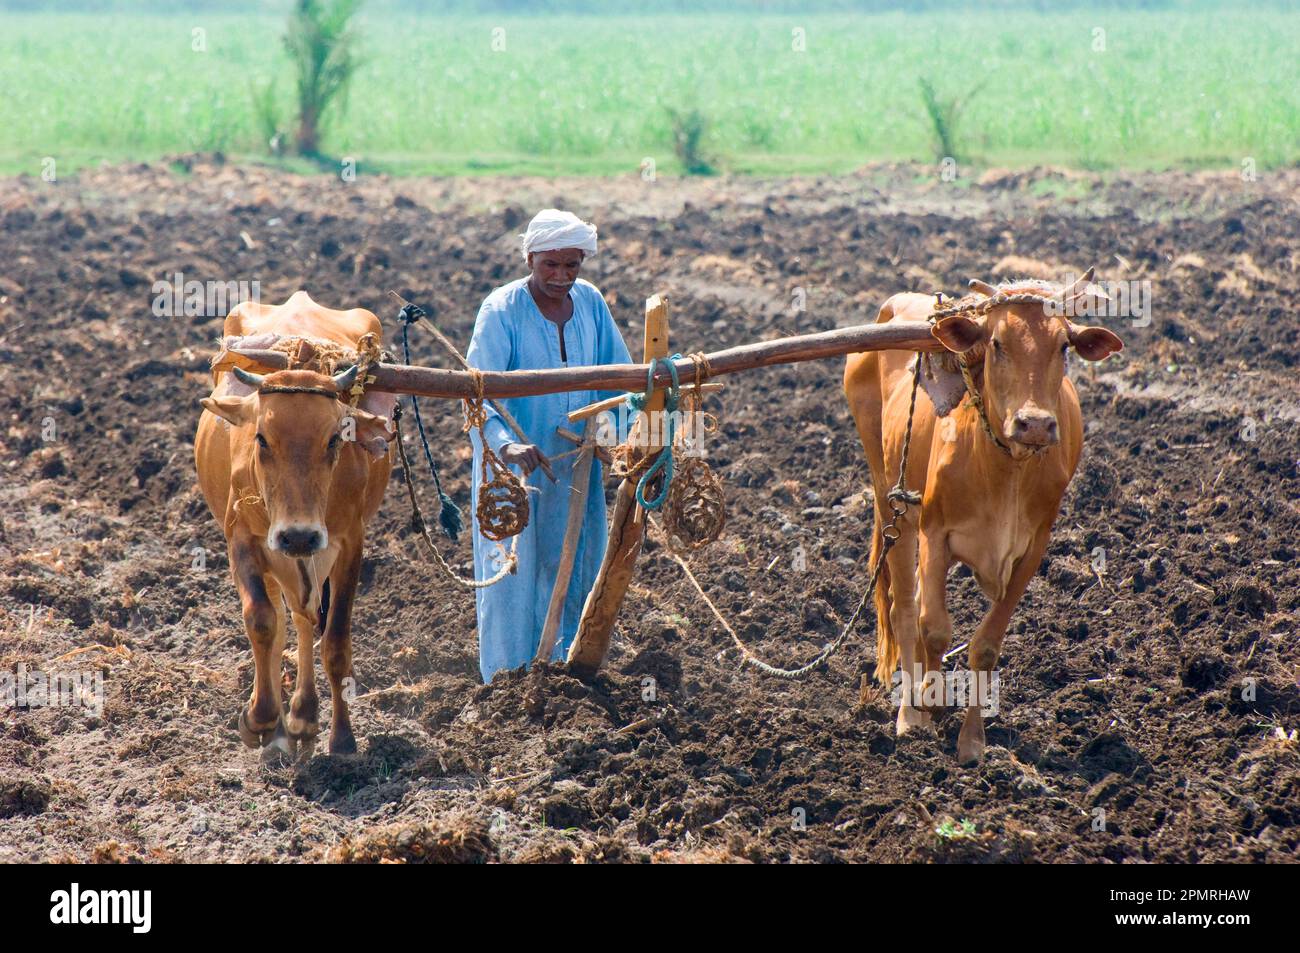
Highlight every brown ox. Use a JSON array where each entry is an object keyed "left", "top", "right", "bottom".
[
  {"left": 845, "top": 270, "right": 1122, "bottom": 763},
  {"left": 195, "top": 292, "right": 395, "bottom": 759}
]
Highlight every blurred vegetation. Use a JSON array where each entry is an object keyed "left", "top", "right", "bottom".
[
  {"left": 1, "top": 7, "right": 1296, "bottom": 176},
  {"left": 283, "top": 0, "right": 363, "bottom": 156},
  {"left": 666, "top": 107, "right": 716, "bottom": 175},
  {"left": 918, "top": 77, "right": 985, "bottom": 163}
]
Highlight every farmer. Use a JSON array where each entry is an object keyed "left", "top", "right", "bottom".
[{"left": 465, "top": 209, "right": 633, "bottom": 683}]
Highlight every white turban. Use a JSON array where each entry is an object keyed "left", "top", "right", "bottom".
[{"left": 520, "top": 209, "right": 597, "bottom": 261}]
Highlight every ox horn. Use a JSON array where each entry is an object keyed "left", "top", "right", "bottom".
[
  {"left": 232, "top": 366, "right": 266, "bottom": 388},
  {"left": 332, "top": 364, "right": 360, "bottom": 393},
  {"left": 1059, "top": 266, "right": 1097, "bottom": 301},
  {"left": 968, "top": 279, "right": 998, "bottom": 297}
]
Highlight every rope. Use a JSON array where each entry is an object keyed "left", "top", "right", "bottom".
[
  {"left": 661, "top": 353, "right": 725, "bottom": 549},
  {"left": 399, "top": 307, "right": 465, "bottom": 540},
  {"left": 267, "top": 335, "right": 354, "bottom": 375},
  {"left": 662, "top": 456, "right": 726, "bottom": 551},
  {"left": 463, "top": 366, "right": 529, "bottom": 542},
  {"left": 389, "top": 301, "right": 521, "bottom": 589},
  {"left": 392, "top": 404, "right": 518, "bottom": 589},
  {"left": 346, "top": 332, "right": 382, "bottom": 410},
  {"left": 664, "top": 352, "right": 925, "bottom": 679},
  {"left": 628, "top": 355, "right": 683, "bottom": 511},
  {"left": 686, "top": 351, "right": 712, "bottom": 390},
  {"left": 928, "top": 293, "right": 1017, "bottom": 457}
]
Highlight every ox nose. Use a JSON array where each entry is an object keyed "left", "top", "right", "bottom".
[
  {"left": 274, "top": 526, "right": 325, "bottom": 556},
  {"left": 1011, "top": 410, "right": 1059, "bottom": 447}
]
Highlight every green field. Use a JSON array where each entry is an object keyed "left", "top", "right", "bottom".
[{"left": 3, "top": 11, "right": 1298, "bottom": 176}]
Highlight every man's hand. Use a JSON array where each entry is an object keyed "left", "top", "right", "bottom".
[{"left": 499, "top": 442, "right": 555, "bottom": 482}]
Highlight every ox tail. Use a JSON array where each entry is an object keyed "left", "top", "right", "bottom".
[{"left": 869, "top": 509, "right": 898, "bottom": 686}]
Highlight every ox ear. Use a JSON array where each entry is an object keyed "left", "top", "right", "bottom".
[
  {"left": 1068, "top": 323, "right": 1124, "bottom": 362},
  {"left": 931, "top": 314, "right": 984, "bottom": 354},
  {"left": 344, "top": 409, "right": 396, "bottom": 458},
  {"left": 201, "top": 394, "right": 256, "bottom": 427}
]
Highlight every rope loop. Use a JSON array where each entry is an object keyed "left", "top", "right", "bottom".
[
  {"left": 630, "top": 354, "right": 683, "bottom": 511},
  {"left": 461, "top": 366, "right": 529, "bottom": 542}
]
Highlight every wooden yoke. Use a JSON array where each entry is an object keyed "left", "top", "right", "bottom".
[{"left": 566, "top": 294, "right": 669, "bottom": 677}]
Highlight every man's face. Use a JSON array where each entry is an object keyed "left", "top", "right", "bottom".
[{"left": 528, "top": 248, "right": 584, "bottom": 300}]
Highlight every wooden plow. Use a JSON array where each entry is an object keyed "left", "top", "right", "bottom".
[{"left": 228, "top": 299, "right": 943, "bottom": 678}]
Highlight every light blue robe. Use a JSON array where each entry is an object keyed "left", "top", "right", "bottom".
[{"left": 465, "top": 277, "right": 633, "bottom": 683}]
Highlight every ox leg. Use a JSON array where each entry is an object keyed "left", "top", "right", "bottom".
[
  {"left": 232, "top": 545, "right": 290, "bottom": 756},
  {"left": 286, "top": 608, "right": 320, "bottom": 760},
  {"left": 322, "top": 543, "right": 362, "bottom": 755},
  {"left": 887, "top": 525, "right": 929, "bottom": 735},
  {"left": 917, "top": 528, "right": 953, "bottom": 715},
  {"left": 957, "top": 527, "right": 1051, "bottom": 764}
]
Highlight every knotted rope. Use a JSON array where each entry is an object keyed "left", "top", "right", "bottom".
[
  {"left": 661, "top": 351, "right": 724, "bottom": 550},
  {"left": 463, "top": 366, "right": 530, "bottom": 542},
  {"left": 626, "top": 354, "right": 684, "bottom": 511},
  {"left": 928, "top": 292, "right": 1016, "bottom": 457}
]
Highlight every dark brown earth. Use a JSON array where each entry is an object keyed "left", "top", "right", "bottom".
[{"left": 0, "top": 157, "right": 1296, "bottom": 863}]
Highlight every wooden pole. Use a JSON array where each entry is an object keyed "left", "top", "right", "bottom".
[
  {"left": 224, "top": 319, "right": 941, "bottom": 401},
  {"left": 534, "top": 417, "right": 597, "bottom": 665},
  {"left": 566, "top": 295, "right": 669, "bottom": 677}
]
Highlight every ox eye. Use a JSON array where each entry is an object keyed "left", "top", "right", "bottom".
[
  {"left": 991, "top": 339, "right": 1004, "bottom": 357},
  {"left": 328, "top": 433, "right": 342, "bottom": 452},
  {"left": 255, "top": 433, "right": 269, "bottom": 450}
]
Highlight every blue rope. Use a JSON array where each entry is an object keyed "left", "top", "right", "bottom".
[{"left": 628, "top": 354, "right": 682, "bottom": 511}]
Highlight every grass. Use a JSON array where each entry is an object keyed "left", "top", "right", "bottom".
[
  {"left": 934, "top": 817, "right": 978, "bottom": 841},
  {"left": 1, "top": 11, "right": 1297, "bottom": 177}
]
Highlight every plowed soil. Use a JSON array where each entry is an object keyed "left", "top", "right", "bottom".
[{"left": 1, "top": 157, "right": 1296, "bottom": 863}]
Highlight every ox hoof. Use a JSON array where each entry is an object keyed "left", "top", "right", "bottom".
[
  {"left": 286, "top": 714, "right": 321, "bottom": 744},
  {"left": 259, "top": 719, "right": 296, "bottom": 766},
  {"left": 329, "top": 728, "right": 357, "bottom": 756},
  {"left": 895, "top": 706, "right": 932, "bottom": 737},
  {"left": 956, "top": 732, "right": 986, "bottom": 765},
  {"left": 238, "top": 709, "right": 273, "bottom": 749}
]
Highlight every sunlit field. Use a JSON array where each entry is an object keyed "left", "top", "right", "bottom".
[{"left": 3, "top": 11, "right": 1298, "bottom": 174}]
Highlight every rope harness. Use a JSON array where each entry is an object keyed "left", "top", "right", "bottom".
[
  {"left": 392, "top": 402, "right": 520, "bottom": 588},
  {"left": 462, "top": 366, "right": 530, "bottom": 542},
  {"left": 227, "top": 334, "right": 384, "bottom": 532},
  {"left": 627, "top": 355, "right": 682, "bottom": 511},
  {"left": 613, "top": 352, "right": 726, "bottom": 549},
  {"left": 393, "top": 302, "right": 524, "bottom": 588},
  {"left": 927, "top": 293, "right": 1016, "bottom": 457},
  {"left": 672, "top": 351, "right": 924, "bottom": 678}
]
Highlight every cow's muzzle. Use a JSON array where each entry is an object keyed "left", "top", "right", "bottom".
[
  {"left": 271, "top": 525, "right": 327, "bottom": 556},
  {"left": 1009, "top": 409, "right": 1059, "bottom": 448}
]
